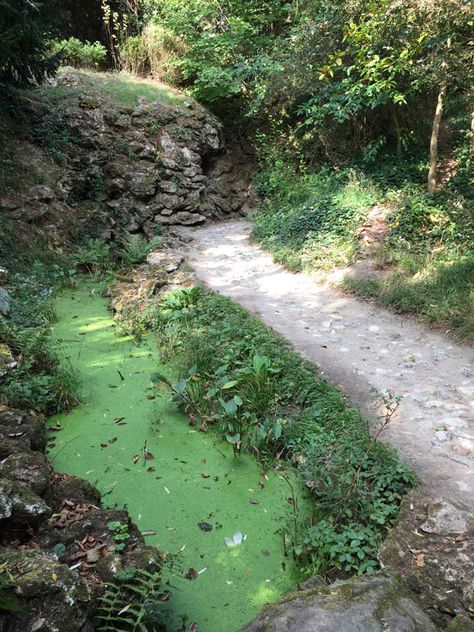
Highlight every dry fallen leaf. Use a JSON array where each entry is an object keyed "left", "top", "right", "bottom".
[{"left": 86, "top": 548, "right": 101, "bottom": 564}]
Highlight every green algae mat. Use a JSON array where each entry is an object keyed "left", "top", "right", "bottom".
[{"left": 48, "top": 284, "right": 304, "bottom": 631}]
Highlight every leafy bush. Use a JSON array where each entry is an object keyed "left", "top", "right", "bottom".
[
  {"left": 119, "top": 235, "right": 161, "bottom": 267},
  {"left": 0, "top": 0, "right": 62, "bottom": 86},
  {"left": 119, "top": 35, "right": 148, "bottom": 76},
  {"left": 97, "top": 566, "right": 163, "bottom": 632},
  {"left": 253, "top": 166, "right": 376, "bottom": 271},
  {"left": 143, "top": 25, "right": 187, "bottom": 84},
  {"left": 0, "top": 265, "right": 79, "bottom": 414},
  {"left": 119, "top": 26, "right": 187, "bottom": 83},
  {"left": 72, "top": 238, "right": 112, "bottom": 274},
  {"left": 51, "top": 37, "right": 107, "bottom": 69}
]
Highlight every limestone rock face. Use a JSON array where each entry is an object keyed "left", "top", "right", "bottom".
[
  {"left": 241, "top": 572, "right": 438, "bottom": 632},
  {"left": 0, "top": 71, "right": 257, "bottom": 250},
  {"left": 0, "top": 451, "right": 51, "bottom": 496},
  {"left": 0, "top": 477, "right": 52, "bottom": 525},
  {"left": 380, "top": 491, "right": 474, "bottom": 627}
]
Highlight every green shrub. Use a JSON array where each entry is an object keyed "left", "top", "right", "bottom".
[
  {"left": 51, "top": 38, "right": 107, "bottom": 69},
  {"left": 119, "top": 235, "right": 161, "bottom": 267},
  {"left": 0, "top": 265, "right": 79, "bottom": 414},
  {"left": 119, "top": 35, "right": 148, "bottom": 76},
  {"left": 72, "top": 238, "right": 112, "bottom": 274},
  {"left": 143, "top": 25, "right": 188, "bottom": 84}
]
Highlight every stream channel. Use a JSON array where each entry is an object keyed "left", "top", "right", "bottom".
[{"left": 47, "top": 283, "right": 306, "bottom": 631}]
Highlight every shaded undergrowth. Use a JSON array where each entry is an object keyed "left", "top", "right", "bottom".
[{"left": 252, "top": 144, "right": 474, "bottom": 342}]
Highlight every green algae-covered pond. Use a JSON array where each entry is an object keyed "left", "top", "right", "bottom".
[{"left": 48, "top": 284, "right": 305, "bottom": 631}]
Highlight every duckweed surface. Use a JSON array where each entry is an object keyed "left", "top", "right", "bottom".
[{"left": 48, "top": 284, "right": 305, "bottom": 631}]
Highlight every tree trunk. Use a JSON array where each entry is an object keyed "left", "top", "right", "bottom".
[
  {"left": 391, "top": 102, "right": 402, "bottom": 159},
  {"left": 471, "top": 107, "right": 474, "bottom": 155},
  {"left": 427, "top": 81, "right": 447, "bottom": 194}
]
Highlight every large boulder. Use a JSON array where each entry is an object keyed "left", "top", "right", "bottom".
[
  {"left": 0, "top": 408, "right": 46, "bottom": 455},
  {"left": 0, "top": 548, "right": 92, "bottom": 632},
  {"left": 380, "top": 491, "right": 474, "bottom": 627},
  {"left": 241, "top": 572, "right": 438, "bottom": 632},
  {"left": 0, "top": 451, "right": 51, "bottom": 496},
  {"left": 0, "top": 477, "right": 52, "bottom": 525}
]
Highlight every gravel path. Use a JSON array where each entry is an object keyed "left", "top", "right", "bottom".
[{"left": 179, "top": 220, "right": 474, "bottom": 509}]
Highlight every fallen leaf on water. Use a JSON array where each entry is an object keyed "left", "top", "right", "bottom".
[
  {"left": 200, "top": 458, "right": 207, "bottom": 464},
  {"left": 132, "top": 455, "right": 140, "bottom": 464},
  {"left": 200, "top": 473, "right": 210, "bottom": 479},
  {"left": 249, "top": 499, "right": 259, "bottom": 505},
  {"left": 164, "top": 486, "right": 170, "bottom": 494},
  {"left": 224, "top": 531, "right": 247, "bottom": 547},
  {"left": 144, "top": 451, "right": 155, "bottom": 460},
  {"left": 147, "top": 466, "right": 156, "bottom": 472},
  {"left": 287, "top": 498, "right": 295, "bottom": 505},
  {"left": 190, "top": 623, "right": 198, "bottom": 632},
  {"left": 141, "top": 530, "right": 157, "bottom": 537},
  {"left": 118, "top": 605, "right": 131, "bottom": 616},
  {"left": 112, "top": 417, "right": 126, "bottom": 425},
  {"left": 108, "top": 437, "right": 117, "bottom": 444}
]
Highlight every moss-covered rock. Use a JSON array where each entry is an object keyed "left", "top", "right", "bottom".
[
  {"left": 241, "top": 572, "right": 438, "bottom": 631},
  {"left": 380, "top": 490, "right": 474, "bottom": 627},
  {"left": 0, "top": 477, "right": 52, "bottom": 526},
  {"left": 0, "top": 548, "right": 92, "bottom": 632},
  {"left": 0, "top": 451, "right": 51, "bottom": 496},
  {"left": 49, "top": 472, "right": 101, "bottom": 510},
  {"left": 446, "top": 615, "right": 474, "bottom": 631},
  {"left": 0, "top": 408, "right": 46, "bottom": 452}
]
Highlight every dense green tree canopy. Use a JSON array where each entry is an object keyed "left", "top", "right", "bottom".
[{"left": 0, "top": 0, "right": 63, "bottom": 86}]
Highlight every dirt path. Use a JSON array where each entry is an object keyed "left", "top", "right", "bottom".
[{"left": 179, "top": 220, "right": 474, "bottom": 509}]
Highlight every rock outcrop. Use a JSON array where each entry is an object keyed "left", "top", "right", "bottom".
[
  {"left": 0, "top": 71, "right": 256, "bottom": 252},
  {"left": 380, "top": 491, "right": 474, "bottom": 627},
  {"left": 0, "top": 405, "right": 164, "bottom": 632},
  {"left": 241, "top": 572, "right": 439, "bottom": 631}
]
